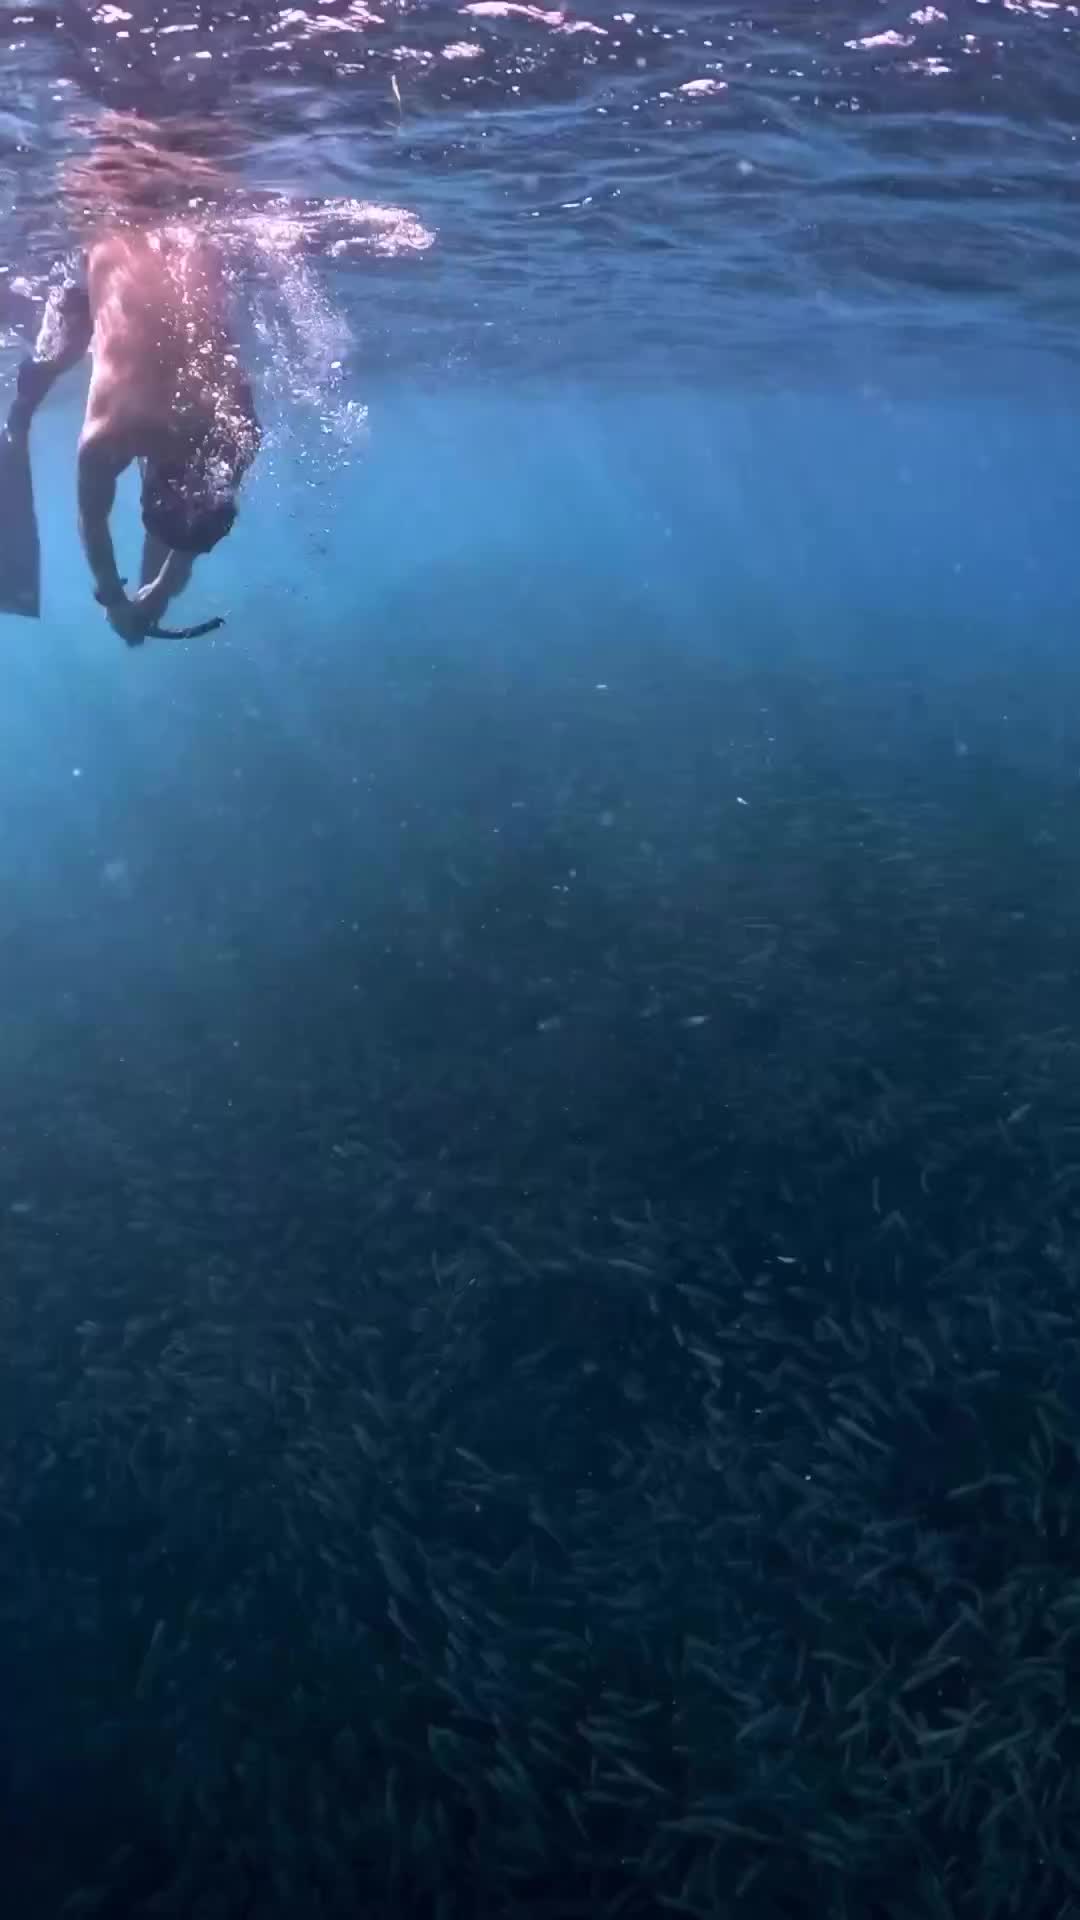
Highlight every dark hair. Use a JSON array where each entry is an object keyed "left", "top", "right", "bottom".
[{"left": 141, "top": 462, "right": 238, "bottom": 556}]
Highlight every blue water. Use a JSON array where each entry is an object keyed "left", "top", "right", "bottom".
[{"left": 4, "top": 4, "right": 1080, "bottom": 1917}]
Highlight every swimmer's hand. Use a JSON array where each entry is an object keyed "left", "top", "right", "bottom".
[
  {"left": 102, "top": 594, "right": 152, "bottom": 647},
  {"left": 131, "top": 580, "right": 170, "bottom": 627},
  {"left": 103, "top": 581, "right": 169, "bottom": 646},
  {"left": 96, "top": 579, "right": 223, "bottom": 645}
]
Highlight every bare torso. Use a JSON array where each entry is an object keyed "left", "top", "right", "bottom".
[{"left": 81, "top": 227, "right": 256, "bottom": 468}]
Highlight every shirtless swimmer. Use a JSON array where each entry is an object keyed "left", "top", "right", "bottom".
[{"left": 6, "top": 224, "right": 259, "bottom": 645}]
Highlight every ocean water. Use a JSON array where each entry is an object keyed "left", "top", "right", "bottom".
[{"left": 4, "top": 3, "right": 1080, "bottom": 1917}]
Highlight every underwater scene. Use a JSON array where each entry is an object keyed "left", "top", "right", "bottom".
[{"left": 2, "top": 2, "right": 1080, "bottom": 1916}]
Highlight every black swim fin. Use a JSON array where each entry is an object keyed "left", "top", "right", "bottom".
[{"left": 0, "top": 425, "right": 40, "bottom": 619}]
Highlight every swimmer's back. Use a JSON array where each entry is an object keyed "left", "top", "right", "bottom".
[{"left": 84, "top": 228, "right": 247, "bottom": 449}]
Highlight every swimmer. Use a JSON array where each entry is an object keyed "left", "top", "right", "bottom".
[{"left": 6, "top": 222, "right": 259, "bottom": 646}]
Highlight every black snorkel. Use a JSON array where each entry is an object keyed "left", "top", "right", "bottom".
[
  {"left": 97, "top": 579, "right": 225, "bottom": 644},
  {"left": 134, "top": 614, "right": 225, "bottom": 643}
]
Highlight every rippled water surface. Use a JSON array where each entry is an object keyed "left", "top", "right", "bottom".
[{"left": 2, "top": 0, "right": 1079, "bottom": 378}]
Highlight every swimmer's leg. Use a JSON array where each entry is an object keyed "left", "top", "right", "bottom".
[{"left": 6, "top": 280, "right": 92, "bottom": 437}]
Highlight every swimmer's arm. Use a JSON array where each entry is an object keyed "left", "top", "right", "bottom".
[
  {"left": 138, "top": 547, "right": 194, "bottom": 622},
  {"left": 76, "top": 435, "right": 126, "bottom": 604}
]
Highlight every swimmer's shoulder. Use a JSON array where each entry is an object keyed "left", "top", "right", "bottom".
[
  {"left": 77, "top": 405, "right": 141, "bottom": 476},
  {"left": 85, "top": 232, "right": 134, "bottom": 282}
]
